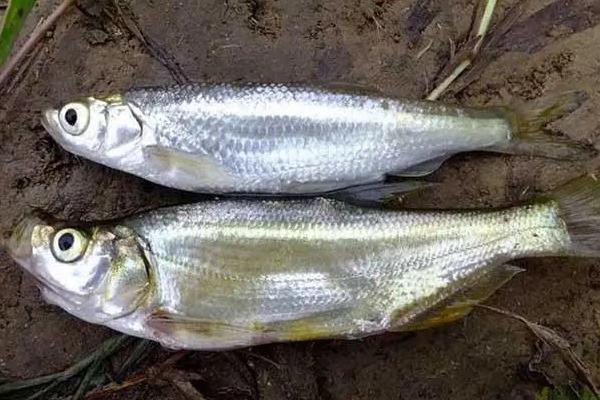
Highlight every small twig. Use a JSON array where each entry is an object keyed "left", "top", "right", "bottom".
[
  {"left": 3, "top": 40, "right": 43, "bottom": 95},
  {"left": 477, "top": 304, "right": 600, "bottom": 397},
  {"left": 83, "top": 372, "right": 147, "bottom": 400},
  {"left": 245, "top": 351, "right": 282, "bottom": 370},
  {"left": 449, "top": 3, "right": 523, "bottom": 96},
  {"left": 415, "top": 39, "right": 434, "bottom": 60},
  {"left": 0, "top": 0, "right": 76, "bottom": 90},
  {"left": 426, "top": 0, "right": 498, "bottom": 100},
  {"left": 521, "top": 340, "right": 554, "bottom": 386},
  {"left": 427, "top": 59, "right": 471, "bottom": 101},
  {"left": 169, "top": 378, "right": 206, "bottom": 400},
  {"left": 110, "top": 0, "right": 189, "bottom": 84},
  {"left": 473, "top": 0, "right": 497, "bottom": 53}
]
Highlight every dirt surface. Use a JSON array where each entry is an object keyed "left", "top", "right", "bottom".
[{"left": 2, "top": 0, "right": 600, "bottom": 399}]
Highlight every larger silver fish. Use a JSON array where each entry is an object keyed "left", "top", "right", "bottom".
[
  {"left": 7, "top": 176, "right": 600, "bottom": 350},
  {"left": 41, "top": 84, "right": 590, "bottom": 194}
]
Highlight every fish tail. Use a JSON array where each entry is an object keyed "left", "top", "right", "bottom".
[
  {"left": 497, "top": 91, "right": 596, "bottom": 160},
  {"left": 549, "top": 175, "right": 600, "bottom": 256}
]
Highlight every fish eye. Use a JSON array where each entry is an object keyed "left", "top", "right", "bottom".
[
  {"left": 51, "top": 228, "right": 89, "bottom": 263},
  {"left": 58, "top": 103, "right": 90, "bottom": 136}
]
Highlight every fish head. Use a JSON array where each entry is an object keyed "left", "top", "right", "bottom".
[
  {"left": 6, "top": 215, "right": 152, "bottom": 324},
  {"left": 41, "top": 95, "right": 142, "bottom": 165}
]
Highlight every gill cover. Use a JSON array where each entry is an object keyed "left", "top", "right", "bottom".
[{"left": 42, "top": 95, "right": 143, "bottom": 162}]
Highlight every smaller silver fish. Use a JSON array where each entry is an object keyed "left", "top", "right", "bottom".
[
  {"left": 41, "top": 84, "right": 591, "bottom": 195},
  {"left": 6, "top": 175, "right": 600, "bottom": 350}
]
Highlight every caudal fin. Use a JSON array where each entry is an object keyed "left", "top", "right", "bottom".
[
  {"left": 499, "top": 91, "right": 596, "bottom": 160},
  {"left": 549, "top": 175, "right": 600, "bottom": 256}
]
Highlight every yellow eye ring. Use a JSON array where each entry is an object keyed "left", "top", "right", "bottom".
[{"left": 51, "top": 228, "right": 89, "bottom": 263}]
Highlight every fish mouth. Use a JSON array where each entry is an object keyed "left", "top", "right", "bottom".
[
  {"left": 41, "top": 109, "right": 62, "bottom": 141},
  {"left": 6, "top": 216, "right": 65, "bottom": 293},
  {"left": 6, "top": 216, "right": 42, "bottom": 268}
]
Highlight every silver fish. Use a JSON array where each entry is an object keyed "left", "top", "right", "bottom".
[
  {"left": 7, "top": 176, "right": 600, "bottom": 350},
  {"left": 41, "top": 84, "right": 589, "bottom": 194}
]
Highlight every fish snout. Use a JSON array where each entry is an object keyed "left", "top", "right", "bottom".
[
  {"left": 41, "top": 108, "right": 61, "bottom": 139},
  {"left": 6, "top": 216, "right": 46, "bottom": 267}
]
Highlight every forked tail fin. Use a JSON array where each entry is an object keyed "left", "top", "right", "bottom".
[
  {"left": 496, "top": 91, "right": 596, "bottom": 160},
  {"left": 548, "top": 175, "right": 600, "bottom": 256}
]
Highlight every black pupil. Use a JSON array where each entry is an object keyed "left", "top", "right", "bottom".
[
  {"left": 65, "top": 108, "right": 78, "bottom": 126},
  {"left": 58, "top": 233, "right": 75, "bottom": 251}
]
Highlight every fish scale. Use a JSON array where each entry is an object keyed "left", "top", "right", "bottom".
[
  {"left": 120, "top": 84, "right": 511, "bottom": 192},
  {"left": 107, "top": 197, "right": 571, "bottom": 348},
  {"left": 42, "top": 85, "right": 590, "bottom": 194},
  {"left": 9, "top": 178, "right": 599, "bottom": 349}
]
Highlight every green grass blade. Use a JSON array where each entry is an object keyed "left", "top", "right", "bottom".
[
  {"left": 0, "top": 335, "right": 130, "bottom": 396},
  {"left": 115, "top": 339, "right": 155, "bottom": 380},
  {"left": 536, "top": 386, "right": 599, "bottom": 400},
  {"left": 0, "top": 0, "right": 37, "bottom": 65}
]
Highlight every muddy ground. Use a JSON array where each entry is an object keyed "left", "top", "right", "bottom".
[{"left": 2, "top": 0, "right": 600, "bottom": 399}]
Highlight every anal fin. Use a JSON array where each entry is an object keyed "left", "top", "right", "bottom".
[
  {"left": 327, "top": 180, "right": 436, "bottom": 207},
  {"left": 389, "top": 155, "right": 451, "bottom": 178},
  {"left": 393, "top": 264, "right": 524, "bottom": 332}
]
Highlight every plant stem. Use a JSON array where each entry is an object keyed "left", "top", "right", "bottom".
[{"left": 0, "top": 0, "right": 76, "bottom": 90}]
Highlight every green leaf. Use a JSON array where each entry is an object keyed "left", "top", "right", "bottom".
[
  {"left": 537, "top": 387, "right": 551, "bottom": 400},
  {"left": 0, "top": 0, "right": 37, "bottom": 65},
  {"left": 536, "top": 386, "right": 599, "bottom": 400},
  {"left": 582, "top": 388, "right": 600, "bottom": 400}
]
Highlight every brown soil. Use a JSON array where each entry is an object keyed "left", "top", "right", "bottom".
[{"left": 2, "top": 0, "right": 600, "bottom": 399}]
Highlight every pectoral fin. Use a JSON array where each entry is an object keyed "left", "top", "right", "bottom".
[
  {"left": 146, "top": 309, "right": 255, "bottom": 343},
  {"left": 146, "top": 309, "right": 260, "bottom": 350},
  {"left": 389, "top": 155, "right": 451, "bottom": 178},
  {"left": 144, "top": 146, "right": 233, "bottom": 190},
  {"left": 147, "top": 309, "right": 252, "bottom": 336},
  {"left": 393, "top": 264, "right": 524, "bottom": 332}
]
